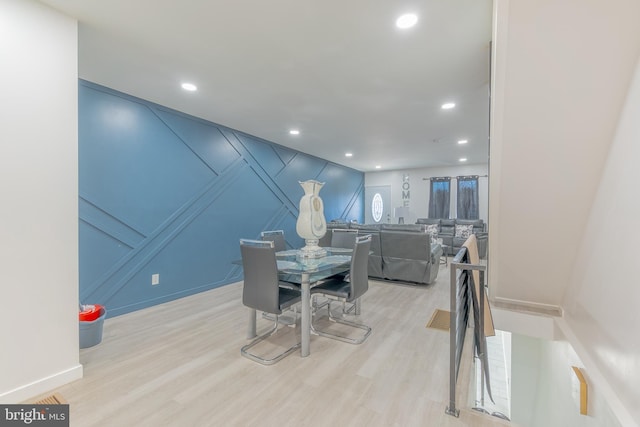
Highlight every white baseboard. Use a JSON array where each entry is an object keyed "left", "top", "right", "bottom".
[
  {"left": 0, "top": 364, "right": 83, "bottom": 403},
  {"left": 492, "top": 296, "right": 563, "bottom": 317}
]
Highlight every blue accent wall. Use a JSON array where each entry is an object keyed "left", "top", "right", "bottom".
[{"left": 79, "top": 80, "right": 364, "bottom": 317}]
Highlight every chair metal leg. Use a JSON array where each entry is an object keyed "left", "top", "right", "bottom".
[
  {"left": 312, "top": 295, "right": 329, "bottom": 314},
  {"left": 262, "top": 303, "right": 299, "bottom": 327},
  {"left": 311, "top": 300, "right": 371, "bottom": 345},
  {"left": 342, "top": 298, "right": 361, "bottom": 315},
  {"left": 241, "top": 315, "right": 301, "bottom": 365}
]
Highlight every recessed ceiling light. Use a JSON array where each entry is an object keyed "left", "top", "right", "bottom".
[
  {"left": 181, "top": 82, "right": 197, "bottom": 92},
  {"left": 459, "top": 158, "right": 468, "bottom": 162},
  {"left": 375, "top": 165, "right": 382, "bottom": 169},
  {"left": 345, "top": 152, "right": 353, "bottom": 157},
  {"left": 289, "top": 129, "right": 300, "bottom": 135},
  {"left": 441, "top": 102, "right": 456, "bottom": 110},
  {"left": 396, "top": 13, "right": 418, "bottom": 29},
  {"left": 458, "top": 139, "right": 468, "bottom": 144}
]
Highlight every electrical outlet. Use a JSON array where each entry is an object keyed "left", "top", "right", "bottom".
[{"left": 151, "top": 274, "right": 160, "bottom": 285}]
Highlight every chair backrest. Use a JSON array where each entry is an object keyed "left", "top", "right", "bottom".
[
  {"left": 348, "top": 235, "right": 372, "bottom": 302},
  {"left": 260, "top": 230, "right": 286, "bottom": 252},
  {"left": 380, "top": 229, "right": 431, "bottom": 261},
  {"left": 320, "top": 222, "right": 350, "bottom": 247},
  {"left": 415, "top": 218, "right": 441, "bottom": 226},
  {"left": 440, "top": 219, "right": 455, "bottom": 235},
  {"left": 331, "top": 228, "right": 358, "bottom": 249},
  {"left": 240, "top": 239, "right": 282, "bottom": 314}
]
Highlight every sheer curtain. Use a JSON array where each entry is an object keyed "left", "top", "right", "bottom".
[
  {"left": 428, "top": 177, "right": 451, "bottom": 219},
  {"left": 457, "top": 176, "right": 479, "bottom": 219}
]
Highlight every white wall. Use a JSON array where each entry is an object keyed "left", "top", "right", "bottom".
[
  {"left": 511, "top": 332, "right": 622, "bottom": 427},
  {"left": 561, "top": 57, "right": 640, "bottom": 426},
  {"left": 365, "top": 163, "right": 489, "bottom": 225},
  {"left": 0, "top": 0, "right": 81, "bottom": 402},
  {"left": 489, "top": 0, "right": 640, "bottom": 308},
  {"left": 509, "top": 333, "right": 541, "bottom": 427},
  {"left": 490, "top": 0, "right": 640, "bottom": 424}
]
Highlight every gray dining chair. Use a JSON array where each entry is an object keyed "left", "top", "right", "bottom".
[
  {"left": 261, "top": 230, "right": 300, "bottom": 290},
  {"left": 310, "top": 235, "right": 372, "bottom": 344},
  {"left": 330, "top": 228, "right": 358, "bottom": 249},
  {"left": 325, "top": 228, "right": 358, "bottom": 287},
  {"left": 260, "top": 230, "right": 286, "bottom": 252},
  {"left": 240, "top": 239, "right": 301, "bottom": 365}
]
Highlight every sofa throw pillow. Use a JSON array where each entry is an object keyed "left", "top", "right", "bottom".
[
  {"left": 454, "top": 224, "right": 473, "bottom": 238},
  {"left": 425, "top": 224, "right": 439, "bottom": 236}
]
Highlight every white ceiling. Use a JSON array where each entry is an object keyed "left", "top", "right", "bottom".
[{"left": 39, "top": 0, "right": 492, "bottom": 172}]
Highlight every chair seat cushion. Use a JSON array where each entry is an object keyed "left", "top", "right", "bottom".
[
  {"left": 279, "top": 279, "right": 301, "bottom": 290},
  {"left": 278, "top": 286, "right": 302, "bottom": 310},
  {"left": 310, "top": 278, "right": 351, "bottom": 299}
]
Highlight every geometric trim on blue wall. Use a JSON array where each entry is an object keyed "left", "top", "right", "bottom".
[{"left": 79, "top": 80, "right": 364, "bottom": 317}]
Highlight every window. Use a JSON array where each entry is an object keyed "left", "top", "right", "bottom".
[
  {"left": 457, "top": 176, "right": 479, "bottom": 219},
  {"left": 428, "top": 177, "right": 451, "bottom": 219}
]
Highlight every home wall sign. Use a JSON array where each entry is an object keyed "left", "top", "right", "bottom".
[{"left": 402, "top": 174, "right": 410, "bottom": 207}]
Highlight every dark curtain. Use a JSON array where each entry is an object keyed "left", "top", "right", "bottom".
[
  {"left": 457, "top": 176, "right": 479, "bottom": 219},
  {"left": 428, "top": 177, "right": 450, "bottom": 219}
]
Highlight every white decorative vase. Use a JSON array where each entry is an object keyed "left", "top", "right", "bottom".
[{"left": 296, "top": 180, "right": 327, "bottom": 258}]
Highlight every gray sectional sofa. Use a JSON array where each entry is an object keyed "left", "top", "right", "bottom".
[
  {"left": 320, "top": 222, "right": 442, "bottom": 285},
  {"left": 415, "top": 218, "right": 487, "bottom": 258}
]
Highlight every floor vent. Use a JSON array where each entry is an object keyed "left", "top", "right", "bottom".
[
  {"left": 32, "top": 393, "right": 67, "bottom": 405},
  {"left": 426, "top": 308, "right": 450, "bottom": 331}
]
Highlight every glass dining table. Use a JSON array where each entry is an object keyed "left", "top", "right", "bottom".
[{"left": 245, "top": 247, "right": 353, "bottom": 357}]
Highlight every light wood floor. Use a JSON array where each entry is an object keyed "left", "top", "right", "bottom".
[{"left": 45, "top": 262, "right": 513, "bottom": 427}]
